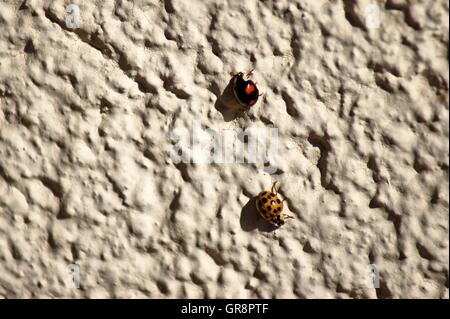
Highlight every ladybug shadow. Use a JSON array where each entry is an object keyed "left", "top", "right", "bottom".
[
  {"left": 240, "top": 197, "right": 278, "bottom": 233},
  {"left": 214, "top": 79, "right": 248, "bottom": 122}
]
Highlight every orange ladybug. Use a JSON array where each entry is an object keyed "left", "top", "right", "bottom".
[{"left": 255, "top": 181, "right": 294, "bottom": 227}]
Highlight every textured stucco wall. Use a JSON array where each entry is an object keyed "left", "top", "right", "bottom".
[{"left": 0, "top": 0, "right": 448, "bottom": 298}]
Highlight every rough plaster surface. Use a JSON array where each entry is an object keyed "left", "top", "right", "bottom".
[{"left": 0, "top": 0, "right": 448, "bottom": 298}]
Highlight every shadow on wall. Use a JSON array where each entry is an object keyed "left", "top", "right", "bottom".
[
  {"left": 240, "top": 197, "right": 278, "bottom": 233},
  {"left": 214, "top": 79, "right": 240, "bottom": 122}
]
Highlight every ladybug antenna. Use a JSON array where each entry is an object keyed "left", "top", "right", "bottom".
[
  {"left": 271, "top": 181, "right": 279, "bottom": 194},
  {"left": 245, "top": 68, "right": 255, "bottom": 79},
  {"left": 232, "top": 71, "right": 244, "bottom": 78}
]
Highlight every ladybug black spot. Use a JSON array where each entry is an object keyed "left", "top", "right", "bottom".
[
  {"left": 262, "top": 197, "right": 268, "bottom": 203},
  {"left": 267, "top": 206, "right": 272, "bottom": 211},
  {"left": 276, "top": 207, "right": 281, "bottom": 212},
  {"left": 276, "top": 199, "right": 281, "bottom": 204}
]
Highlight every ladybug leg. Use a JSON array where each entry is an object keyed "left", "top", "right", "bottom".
[
  {"left": 282, "top": 213, "right": 295, "bottom": 220},
  {"left": 254, "top": 82, "right": 265, "bottom": 97}
]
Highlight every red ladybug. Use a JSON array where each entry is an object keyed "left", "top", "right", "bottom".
[{"left": 231, "top": 69, "right": 261, "bottom": 108}]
